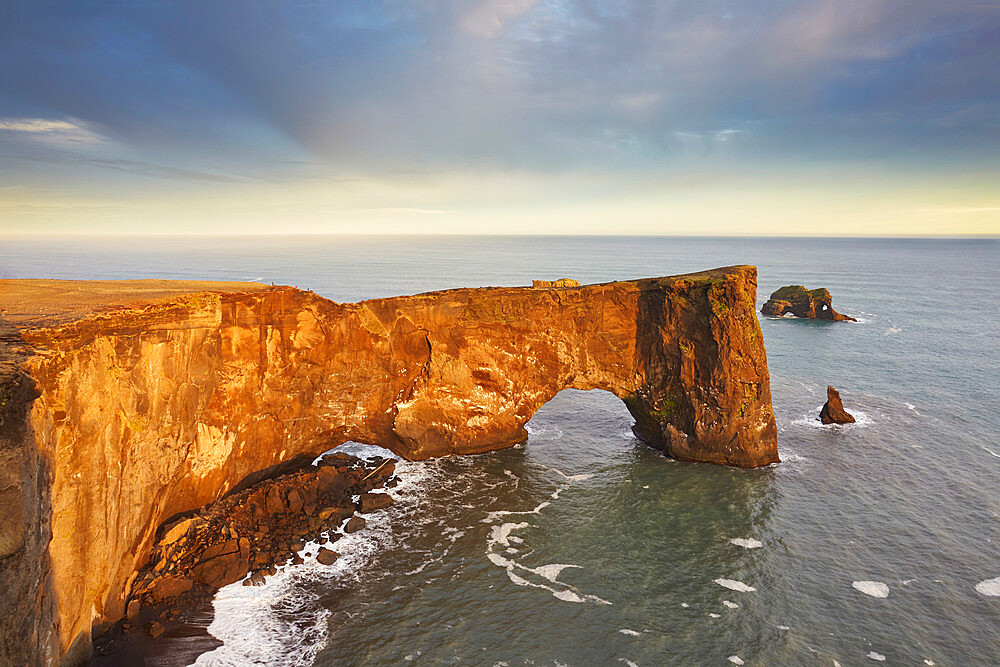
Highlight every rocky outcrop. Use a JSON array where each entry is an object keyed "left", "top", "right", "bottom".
[
  {"left": 819, "top": 385, "right": 856, "bottom": 424},
  {"left": 130, "top": 452, "right": 395, "bottom": 604},
  {"left": 0, "top": 266, "right": 777, "bottom": 664},
  {"left": 761, "top": 285, "right": 856, "bottom": 321}
]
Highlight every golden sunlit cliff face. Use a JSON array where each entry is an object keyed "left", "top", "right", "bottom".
[{"left": 0, "top": 268, "right": 776, "bottom": 664}]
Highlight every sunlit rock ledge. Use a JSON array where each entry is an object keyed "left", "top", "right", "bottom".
[{"left": 0, "top": 267, "right": 776, "bottom": 664}]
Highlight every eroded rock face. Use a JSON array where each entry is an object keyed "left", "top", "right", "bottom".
[
  {"left": 0, "top": 266, "right": 777, "bottom": 663},
  {"left": 761, "top": 285, "right": 856, "bottom": 321},
  {"left": 0, "top": 322, "right": 60, "bottom": 666},
  {"left": 819, "top": 385, "right": 856, "bottom": 424}
]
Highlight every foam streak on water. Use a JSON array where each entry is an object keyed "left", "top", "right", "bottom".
[
  {"left": 483, "top": 474, "right": 612, "bottom": 605},
  {"left": 853, "top": 581, "right": 889, "bottom": 598},
  {"left": 975, "top": 576, "right": 1000, "bottom": 596},
  {"left": 714, "top": 579, "right": 757, "bottom": 593}
]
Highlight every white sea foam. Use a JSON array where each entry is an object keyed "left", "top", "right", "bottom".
[
  {"left": 491, "top": 522, "right": 528, "bottom": 547},
  {"left": 983, "top": 446, "right": 1000, "bottom": 459},
  {"left": 853, "top": 581, "right": 889, "bottom": 598},
  {"left": 790, "top": 406, "right": 874, "bottom": 429},
  {"left": 884, "top": 325, "right": 902, "bottom": 336},
  {"left": 618, "top": 629, "right": 641, "bottom": 637},
  {"left": 325, "top": 440, "right": 399, "bottom": 462},
  {"left": 552, "top": 589, "right": 586, "bottom": 603},
  {"left": 729, "top": 537, "right": 763, "bottom": 549},
  {"left": 868, "top": 651, "right": 886, "bottom": 661},
  {"left": 975, "top": 576, "right": 1000, "bottom": 596},
  {"left": 680, "top": 603, "right": 689, "bottom": 608},
  {"left": 483, "top": 476, "right": 611, "bottom": 606},
  {"left": 727, "top": 657, "right": 744, "bottom": 665},
  {"left": 618, "top": 659, "right": 639, "bottom": 667},
  {"left": 715, "top": 578, "right": 756, "bottom": 592},
  {"left": 709, "top": 613, "right": 720, "bottom": 618},
  {"left": 777, "top": 625, "right": 790, "bottom": 631},
  {"left": 534, "top": 563, "right": 581, "bottom": 583},
  {"left": 723, "top": 600, "right": 739, "bottom": 609}
]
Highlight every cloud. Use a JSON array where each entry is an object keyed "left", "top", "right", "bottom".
[
  {"left": 0, "top": 117, "right": 104, "bottom": 144},
  {"left": 0, "top": 1, "right": 997, "bottom": 181},
  {"left": 458, "top": 0, "right": 537, "bottom": 38}
]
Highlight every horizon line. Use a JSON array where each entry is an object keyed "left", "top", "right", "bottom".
[{"left": 2, "top": 232, "right": 998, "bottom": 240}]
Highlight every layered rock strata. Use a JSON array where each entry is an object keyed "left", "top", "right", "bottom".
[
  {"left": 0, "top": 266, "right": 777, "bottom": 664},
  {"left": 761, "top": 285, "right": 856, "bottom": 321}
]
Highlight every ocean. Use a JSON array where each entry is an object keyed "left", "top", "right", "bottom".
[{"left": 2, "top": 235, "right": 998, "bottom": 665}]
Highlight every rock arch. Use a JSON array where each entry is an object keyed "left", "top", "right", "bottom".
[{"left": 0, "top": 265, "right": 776, "bottom": 663}]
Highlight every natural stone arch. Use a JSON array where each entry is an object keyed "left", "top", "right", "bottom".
[{"left": 0, "top": 266, "right": 777, "bottom": 661}]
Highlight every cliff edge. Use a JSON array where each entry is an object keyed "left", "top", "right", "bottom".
[{"left": 0, "top": 267, "right": 777, "bottom": 664}]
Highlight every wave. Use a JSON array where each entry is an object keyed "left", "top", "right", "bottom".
[
  {"left": 195, "top": 442, "right": 428, "bottom": 665},
  {"left": 789, "top": 406, "right": 874, "bottom": 429}
]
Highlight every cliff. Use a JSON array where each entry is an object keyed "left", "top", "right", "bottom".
[{"left": 0, "top": 266, "right": 777, "bottom": 664}]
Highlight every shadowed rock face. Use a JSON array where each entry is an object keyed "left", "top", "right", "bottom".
[
  {"left": 0, "top": 266, "right": 777, "bottom": 664},
  {"left": 761, "top": 285, "right": 856, "bottom": 321}
]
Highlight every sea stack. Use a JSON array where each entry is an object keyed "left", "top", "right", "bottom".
[
  {"left": 761, "top": 285, "right": 856, "bottom": 321},
  {"left": 819, "top": 386, "right": 856, "bottom": 424}
]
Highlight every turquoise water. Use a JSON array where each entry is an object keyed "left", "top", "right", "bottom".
[{"left": 3, "top": 236, "right": 998, "bottom": 665}]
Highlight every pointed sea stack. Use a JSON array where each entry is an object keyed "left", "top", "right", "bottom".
[
  {"left": 819, "top": 385, "right": 856, "bottom": 424},
  {"left": 761, "top": 285, "right": 856, "bottom": 321}
]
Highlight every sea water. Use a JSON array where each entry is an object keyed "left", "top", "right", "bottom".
[{"left": 3, "top": 236, "right": 998, "bottom": 665}]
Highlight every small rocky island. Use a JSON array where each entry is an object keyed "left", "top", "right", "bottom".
[
  {"left": 819, "top": 385, "right": 856, "bottom": 424},
  {"left": 761, "top": 285, "right": 856, "bottom": 321}
]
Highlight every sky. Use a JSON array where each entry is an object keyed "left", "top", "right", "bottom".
[{"left": 1, "top": 0, "right": 998, "bottom": 236}]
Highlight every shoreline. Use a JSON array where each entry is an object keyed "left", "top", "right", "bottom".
[{"left": 92, "top": 447, "right": 402, "bottom": 665}]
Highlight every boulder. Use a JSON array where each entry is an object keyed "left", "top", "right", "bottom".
[
  {"left": 358, "top": 492, "right": 394, "bottom": 513},
  {"left": 317, "top": 506, "right": 352, "bottom": 523},
  {"left": 761, "top": 285, "right": 855, "bottom": 321},
  {"left": 191, "top": 538, "right": 250, "bottom": 588},
  {"left": 160, "top": 516, "right": 203, "bottom": 549},
  {"left": 146, "top": 621, "right": 165, "bottom": 639},
  {"left": 316, "top": 548, "right": 339, "bottom": 566},
  {"left": 344, "top": 516, "right": 366, "bottom": 533},
  {"left": 819, "top": 385, "right": 856, "bottom": 424},
  {"left": 242, "top": 571, "right": 266, "bottom": 587},
  {"left": 316, "top": 466, "right": 353, "bottom": 497},
  {"left": 146, "top": 575, "right": 193, "bottom": 603}
]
